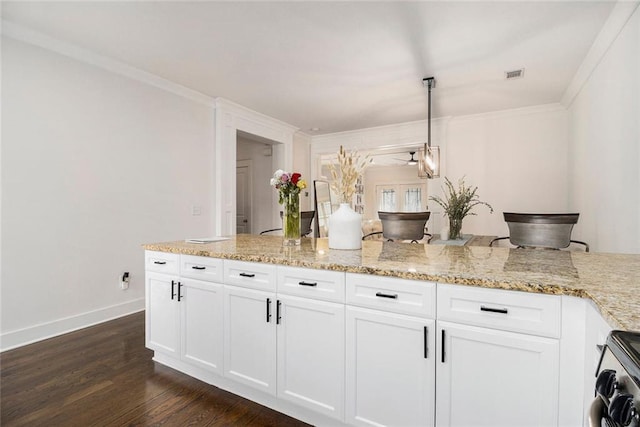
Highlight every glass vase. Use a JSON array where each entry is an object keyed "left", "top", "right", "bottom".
[
  {"left": 283, "top": 192, "right": 301, "bottom": 246},
  {"left": 449, "top": 216, "right": 463, "bottom": 240}
]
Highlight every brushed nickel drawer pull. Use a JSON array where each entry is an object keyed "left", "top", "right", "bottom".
[
  {"left": 480, "top": 305, "right": 509, "bottom": 314},
  {"left": 375, "top": 292, "right": 398, "bottom": 299}
]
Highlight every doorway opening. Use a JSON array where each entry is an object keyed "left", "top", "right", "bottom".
[{"left": 236, "top": 130, "right": 280, "bottom": 235}]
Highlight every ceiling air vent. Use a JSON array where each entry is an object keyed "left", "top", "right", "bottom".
[{"left": 505, "top": 69, "right": 524, "bottom": 80}]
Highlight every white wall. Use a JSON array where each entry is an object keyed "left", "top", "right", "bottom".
[
  {"left": 1, "top": 38, "right": 215, "bottom": 350},
  {"left": 443, "top": 106, "right": 569, "bottom": 238},
  {"left": 568, "top": 6, "right": 640, "bottom": 254}
]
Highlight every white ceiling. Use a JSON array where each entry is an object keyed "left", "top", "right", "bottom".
[{"left": 1, "top": 1, "right": 615, "bottom": 134}]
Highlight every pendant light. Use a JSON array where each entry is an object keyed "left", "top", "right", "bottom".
[{"left": 418, "top": 77, "right": 440, "bottom": 179}]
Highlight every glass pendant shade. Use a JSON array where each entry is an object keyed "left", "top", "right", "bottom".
[{"left": 418, "top": 144, "right": 440, "bottom": 178}]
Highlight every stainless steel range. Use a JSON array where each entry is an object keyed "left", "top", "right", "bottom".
[{"left": 590, "top": 331, "right": 640, "bottom": 427}]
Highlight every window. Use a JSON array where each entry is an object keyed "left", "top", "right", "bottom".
[
  {"left": 375, "top": 183, "right": 425, "bottom": 215},
  {"left": 403, "top": 186, "right": 422, "bottom": 212},
  {"left": 379, "top": 188, "right": 397, "bottom": 212}
]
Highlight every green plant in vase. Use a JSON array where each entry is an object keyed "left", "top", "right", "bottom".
[
  {"left": 429, "top": 177, "right": 493, "bottom": 240},
  {"left": 270, "top": 170, "right": 307, "bottom": 245}
]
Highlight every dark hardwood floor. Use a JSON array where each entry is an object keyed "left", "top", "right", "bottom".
[{"left": 1, "top": 312, "right": 311, "bottom": 426}]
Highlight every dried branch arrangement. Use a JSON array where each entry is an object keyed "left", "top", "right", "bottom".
[{"left": 328, "top": 145, "right": 371, "bottom": 204}]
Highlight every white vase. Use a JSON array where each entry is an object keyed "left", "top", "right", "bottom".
[{"left": 328, "top": 203, "right": 362, "bottom": 250}]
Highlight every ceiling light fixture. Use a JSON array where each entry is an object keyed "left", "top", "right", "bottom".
[{"left": 418, "top": 77, "right": 440, "bottom": 179}]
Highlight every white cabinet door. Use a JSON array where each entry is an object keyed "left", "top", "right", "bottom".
[
  {"left": 346, "top": 306, "right": 435, "bottom": 427},
  {"left": 223, "top": 285, "right": 276, "bottom": 395},
  {"left": 436, "top": 321, "right": 560, "bottom": 427},
  {"left": 146, "top": 272, "right": 180, "bottom": 357},
  {"left": 180, "top": 278, "right": 224, "bottom": 374},
  {"left": 277, "top": 295, "right": 345, "bottom": 420}
]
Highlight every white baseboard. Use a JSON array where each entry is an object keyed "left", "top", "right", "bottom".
[{"left": 0, "top": 298, "right": 145, "bottom": 352}]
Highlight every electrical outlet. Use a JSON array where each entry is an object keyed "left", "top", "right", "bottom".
[{"left": 120, "top": 272, "right": 130, "bottom": 290}]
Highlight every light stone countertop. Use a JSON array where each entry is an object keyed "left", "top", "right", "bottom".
[{"left": 143, "top": 235, "right": 640, "bottom": 331}]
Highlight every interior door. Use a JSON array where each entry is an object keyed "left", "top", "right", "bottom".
[{"left": 236, "top": 160, "right": 252, "bottom": 234}]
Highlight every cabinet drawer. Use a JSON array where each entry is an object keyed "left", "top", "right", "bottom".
[
  {"left": 180, "top": 255, "right": 223, "bottom": 282},
  {"left": 224, "top": 260, "right": 277, "bottom": 292},
  {"left": 145, "top": 251, "right": 179, "bottom": 274},
  {"left": 437, "top": 283, "right": 561, "bottom": 338},
  {"left": 277, "top": 266, "right": 345, "bottom": 303},
  {"left": 346, "top": 273, "right": 436, "bottom": 318}
]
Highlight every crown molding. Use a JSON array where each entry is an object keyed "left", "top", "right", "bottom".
[
  {"left": 1, "top": 20, "right": 214, "bottom": 106},
  {"left": 561, "top": 1, "right": 640, "bottom": 107},
  {"left": 310, "top": 117, "right": 448, "bottom": 154},
  {"left": 447, "top": 103, "right": 566, "bottom": 123},
  {"left": 310, "top": 103, "right": 565, "bottom": 155},
  {"left": 214, "top": 98, "right": 299, "bottom": 135},
  {"left": 1, "top": 20, "right": 305, "bottom": 134}
]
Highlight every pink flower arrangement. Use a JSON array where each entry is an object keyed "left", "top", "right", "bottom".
[{"left": 270, "top": 170, "right": 306, "bottom": 204}]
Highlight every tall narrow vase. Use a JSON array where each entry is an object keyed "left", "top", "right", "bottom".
[
  {"left": 283, "top": 192, "right": 301, "bottom": 246},
  {"left": 449, "top": 216, "right": 463, "bottom": 240},
  {"left": 328, "top": 203, "right": 362, "bottom": 250}
]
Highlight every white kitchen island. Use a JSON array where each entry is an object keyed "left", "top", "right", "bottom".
[{"left": 143, "top": 235, "right": 640, "bottom": 427}]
